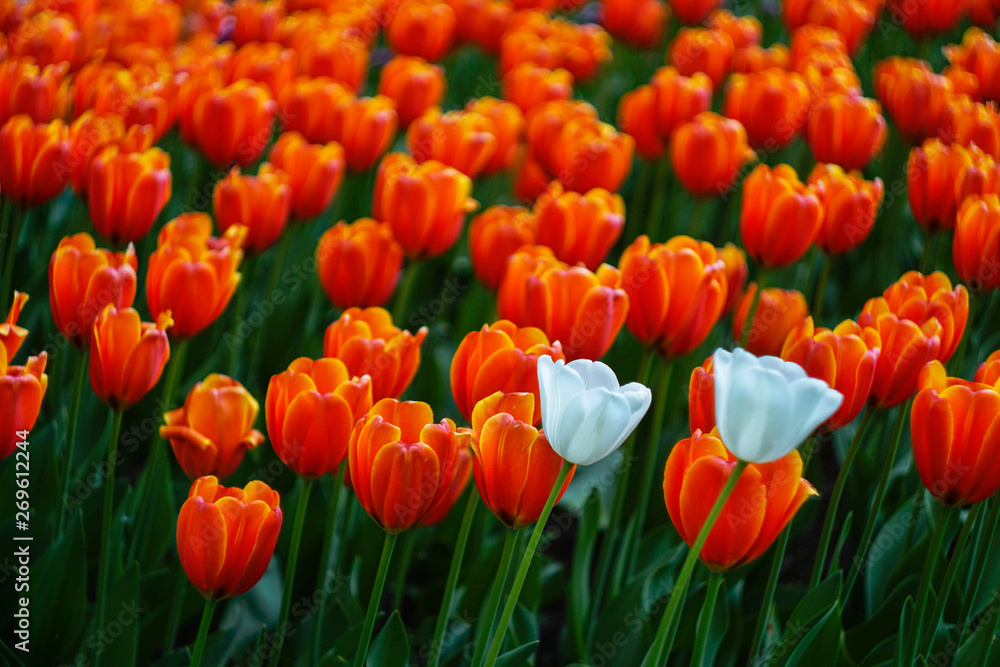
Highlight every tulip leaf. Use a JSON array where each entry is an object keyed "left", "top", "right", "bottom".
[
  {"left": 495, "top": 639, "right": 540, "bottom": 667},
  {"left": 856, "top": 636, "right": 895, "bottom": 667},
  {"left": 765, "top": 573, "right": 843, "bottom": 667},
  {"left": 568, "top": 488, "right": 601, "bottom": 655},
  {"left": 863, "top": 494, "right": 925, "bottom": 616},
  {"left": 510, "top": 601, "right": 540, "bottom": 649},
  {"left": 132, "top": 449, "right": 177, "bottom": 570},
  {"left": 845, "top": 576, "right": 919, "bottom": 659},
  {"left": 367, "top": 610, "right": 410, "bottom": 667},
  {"left": 33, "top": 510, "right": 87, "bottom": 664},
  {"left": 780, "top": 604, "right": 842, "bottom": 667},
  {"left": 693, "top": 579, "right": 729, "bottom": 667},
  {"left": 952, "top": 613, "right": 996, "bottom": 667},
  {"left": 896, "top": 597, "right": 915, "bottom": 667},
  {"left": 96, "top": 559, "right": 141, "bottom": 667}
]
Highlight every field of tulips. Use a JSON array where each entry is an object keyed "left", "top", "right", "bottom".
[{"left": 4, "top": 0, "right": 1000, "bottom": 666}]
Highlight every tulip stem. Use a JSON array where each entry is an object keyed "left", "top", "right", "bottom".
[
  {"left": 809, "top": 406, "right": 874, "bottom": 588},
  {"left": 312, "top": 464, "right": 349, "bottom": 664},
  {"left": 428, "top": 491, "right": 479, "bottom": 667},
  {"left": 812, "top": 253, "right": 831, "bottom": 319},
  {"left": 739, "top": 271, "right": 770, "bottom": 348},
  {"left": 621, "top": 359, "right": 673, "bottom": 587},
  {"left": 471, "top": 528, "right": 520, "bottom": 667},
  {"left": 906, "top": 505, "right": 957, "bottom": 664},
  {"left": 249, "top": 229, "right": 294, "bottom": 389},
  {"left": 354, "top": 531, "right": 399, "bottom": 667},
  {"left": 189, "top": 598, "right": 217, "bottom": 667},
  {"left": 228, "top": 254, "right": 256, "bottom": 377},
  {"left": 645, "top": 459, "right": 749, "bottom": 667},
  {"left": 922, "top": 503, "right": 981, "bottom": 657},
  {"left": 392, "top": 531, "right": 417, "bottom": 611},
  {"left": 392, "top": 261, "right": 419, "bottom": 326},
  {"left": 268, "top": 478, "right": 313, "bottom": 667},
  {"left": 949, "top": 290, "right": 978, "bottom": 377},
  {"left": 58, "top": 349, "right": 89, "bottom": 536},
  {"left": 0, "top": 205, "right": 26, "bottom": 314},
  {"left": 645, "top": 158, "right": 672, "bottom": 241},
  {"left": 845, "top": 401, "right": 911, "bottom": 600},
  {"left": 481, "top": 460, "right": 573, "bottom": 667},
  {"left": 958, "top": 496, "right": 1000, "bottom": 638},
  {"left": 94, "top": 409, "right": 124, "bottom": 667},
  {"left": 691, "top": 572, "right": 722, "bottom": 667}
]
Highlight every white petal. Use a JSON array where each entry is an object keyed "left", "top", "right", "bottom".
[
  {"left": 566, "top": 358, "right": 622, "bottom": 391},
  {"left": 538, "top": 355, "right": 585, "bottom": 453},
  {"left": 784, "top": 377, "right": 844, "bottom": 447},
  {"left": 758, "top": 354, "right": 809, "bottom": 382},
  {"left": 557, "top": 388, "right": 634, "bottom": 465}
]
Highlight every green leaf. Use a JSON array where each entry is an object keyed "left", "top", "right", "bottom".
[
  {"left": 846, "top": 575, "right": 918, "bottom": 659},
  {"left": 509, "top": 602, "right": 539, "bottom": 649},
  {"left": 33, "top": 511, "right": 87, "bottom": 664},
  {"left": 367, "top": 610, "right": 410, "bottom": 667},
  {"left": 783, "top": 605, "right": 842, "bottom": 667},
  {"left": 132, "top": 446, "right": 176, "bottom": 570},
  {"left": 952, "top": 614, "right": 995, "bottom": 667},
  {"left": 764, "top": 573, "right": 843, "bottom": 667},
  {"left": 827, "top": 511, "right": 854, "bottom": 580},
  {"left": 568, "top": 489, "right": 601, "bottom": 656},
  {"left": 897, "top": 597, "right": 915, "bottom": 667},
  {"left": 693, "top": 579, "right": 729, "bottom": 667},
  {"left": 864, "top": 495, "right": 923, "bottom": 616},
  {"left": 495, "top": 640, "right": 540, "bottom": 667},
  {"left": 95, "top": 559, "right": 141, "bottom": 667}
]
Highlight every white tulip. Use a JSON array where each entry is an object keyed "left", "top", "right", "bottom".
[
  {"left": 537, "top": 356, "right": 653, "bottom": 466},
  {"left": 713, "top": 347, "right": 843, "bottom": 463}
]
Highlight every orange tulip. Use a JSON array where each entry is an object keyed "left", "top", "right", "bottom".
[
  {"left": 669, "top": 28, "right": 734, "bottom": 91},
  {"left": 717, "top": 242, "right": 749, "bottom": 314},
  {"left": 327, "top": 95, "right": 399, "bottom": 172},
  {"left": 499, "top": 14, "right": 611, "bottom": 82},
  {"left": 663, "top": 429, "right": 817, "bottom": 571},
  {"left": 49, "top": 234, "right": 138, "bottom": 349},
  {"left": 533, "top": 184, "right": 624, "bottom": 270},
  {"left": 223, "top": 42, "right": 297, "bottom": 100},
  {"left": 781, "top": 318, "right": 881, "bottom": 430},
  {"left": 908, "top": 139, "right": 1000, "bottom": 233},
  {"left": 619, "top": 85, "right": 665, "bottom": 161},
  {"left": 525, "top": 100, "right": 597, "bottom": 176},
  {"left": 163, "top": 374, "right": 265, "bottom": 480},
  {"left": 976, "top": 350, "right": 1000, "bottom": 384},
  {"left": 0, "top": 291, "right": 28, "bottom": 363},
  {"left": 6, "top": 10, "right": 87, "bottom": 69},
  {"left": 185, "top": 79, "right": 275, "bottom": 167},
  {"left": 349, "top": 398, "right": 472, "bottom": 532},
  {"left": 782, "top": 0, "right": 877, "bottom": 53},
  {"left": 471, "top": 391, "right": 574, "bottom": 529},
  {"left": 0, "top": 353, "right": 47, "bottom": 460},
  {"left": 688, "top": 356, "right": 715, "bottom": 434},
  {"left": 146, "top": 214, "right": 245, "bottom": 339},
  {"left": 602, "top": 0, "right": 667, "bottom": 49},
  {"left": 277, "top": 76, "right": 353, "bottom": 144},
  {"left": 877, "top": 271, "right": 969, "bottom": 363},
  {"left": 387, "top": 0, "right": 457, "bottom": 62},
  {"left": 88, "top": 144, "right": 172, "bottom": 245},
  {"left": 944, "top": 29, "right": 1000, "bottom": 103},
  {"left": 497, "top": 246, "right": 629, "bottom": 361},
  {"left": 911, "top": 362, "right": 1000, "bottom": 506},
  {"left": 619, "top": 235, "right": 728, "bottom": 358},
  {"left": 373, "top": 152, "right": 477, "bottom": 259},
  {"left": 949, "top": 98, "right": 1000, "bottom": 160},
  {"left": 67, "top": 112, "right": 156, "bottom": 197},
  {"left": 740, "top": 164, "right": 824, "bottom": 268},
  {"left": 732, "top": 284, "right": 810, "bottom": 357},
  {"left": 545, "top": 115, "right": 635, "bottom": 194},
  {"left": 809, "top": 163, "right": 884, "bottom": 255},
  {"left": 806, "top": 93, "right": 887, "bottom": 171},
  {"left": 89, "top": 305, "right": 172, "bottom": 411},
  {"left": 91, "top": 65, "right": 181, "bottom": 143},
  {"left": 874, "top": 58, "right": 955, "bottom": 142},
  {"left": 649, "top": 66, "right": 714, "bottom": 140},
  {"left": 292, "top": 27, "right": 369, "bottom": 93},
  {"left": 954, "top": 194, "right": 1000, "bottom": 292},
  {"left": 407, "top": 107, "right": 499, "bottom": 179},
  {"left": 0, "top": 115, "right": 70, "bottom": 207},
  {"left": 468, "top": 205, "right": 536, "bottom": 290},
  {"left": 378, "top": 55, "right": 446, "bottom": 128},
  {"left": 502, "top": 63, "right": 573, "bottom": 115},
  {"left": 671, "top": 112, "right": 754, "bottom": 197},
  {"left": 213, "top": 166, "right": 292, "bottom": 254},
  {"left": 465, "top": 97, "right": 524, "bottom": 174},
  {"left": 323, "top": 307, "right": 428, "bottom": 401},
  {"left": 449, "top": 0, "right": 514, "bottom": 53},
  {"left": 970, "top": 0, "right": 1000, "bottom": 27},
  {"left": 177, "top": 476, "right": 282, "bottom": 600},
  {"left": 513, "top": 150, "right": 553, "bottom": 204},
  {"left": 732, "top": 45, "right": 791, "bottom": 74},
  {"left": 316, "top": 219, "right": 403, "bottom": 310},
  {"left": 669, "top": 0, "right": 722, "bottom": 24},
  {"left": 266, "top": 357, "right": 373, "bottom": 479},
  {"left": 231, "top": 0, "right": 285, "bottom": 46},
  {"left": 789, "top": 23, "right": 850, "bottom": 65},
  {"left": 0, "top": 59, "right": 68, "bottom": 125},
  {"left": 887, "top": 0, "right": 966, "bottom": 38},
  {"left": 723, "top": 69, "right": 811, "bottom": 149},
  {"left": 265, "top": 132, "right": 344, "bottom": 221},
  {"left": 451, "top": 321, "right": 564, "bottom": 425}
]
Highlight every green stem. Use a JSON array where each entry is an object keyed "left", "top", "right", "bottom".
[
  {"left": 354, "top": 532, "right": 399, "bottom": 667},
  {"left": 227, "top": 255, "right": 255, "bottom": 377},
  {"left": 428, "top": 492, "right": 479, "bottom": 667},
  {"left": 907, "top": 507, "right": 957, "bottom": 664},
  {"left": 248, "top": 229, "right": 294, "bottom": 388},
  {"left": 645, "top": 460, "right": 750, "bottom": 666},
  {"left": 392, "top": 260, "right": 419, "bottom": 326},
  {"left": 312, "top": 465, "right": 349, "bottom": 664},
  {"left": 958, "top": 496, "right": 1000, "bottom": 638},
  {"left": 809, "top": 406, "right": 875, "bottom": 588},
  {"left": 690, "top": 572, "right": 723, "bottom": 667},
  {"left": 625, "top": 161, "right": 654, "bottom": 245},
  {"left": 162, "top": 569, "right": 187, "bottom": 656},
  {"left": 471, "top": 529, "right": 520, "bottom": 667},
  {"left": 392, "top": 532, "right": 417, "bottom": 612},
  {"left": 621, "top": 359, "right": 673, "bottom": 588},
  {"left": 949, "top": 290, "right": 977, "bottom": 377},
  {"left": 482, "top": 460, "right": 574, "bottom": 667},
  {"left": 645, "top": 158, "right": 672, "bottom": 241},
  {"left": 58, "top": 349, "right": 88, "bottom": 535},
  {"left": 921, "top": 503, "right": 982, "bottom": 657},
  {"left": 812, "top": 253, "right": 832, "bottom": 319},
  {"left": 267, "top": 478, "right": 314, "bottom": 667},
  {"left": 189, "top": 598, "right": 217, "bottom": 667},
  {"left": 0, "top": 205, "right": 26, "bottom": 314},
  {"left": 739, "top": 271, "right": 770, "bottom": 349},
  {"left": 94, "top": 409, "right": 124, "bottom": 667},
  {"left": 845, "top": 402, "right": 911, "bottom": 600}
]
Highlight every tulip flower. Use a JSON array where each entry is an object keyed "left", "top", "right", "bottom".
[
  {"left": 806, "top": 93, "right": 887, "bottom": 171},
  {"left": 712, "top": 347, "right": 842, "bottom": 463},
  {"left": 471, "top": 391, "right": 574, "bottom": 529},
  {"left": 526, "top": 101, "right": 597, "bottom": 171},
  {"left": 185, "top": 79, "right": 275, "bottom": 167},
  {"left": 889, "top": 0, "right": 965, "bottom": 38},
  {"left": 0, "top": 352, "right": 47, "bottom": 460},
  {"left": 499, "top": 15, "right": 611, "bottom": 82},
  {"left": 328, "top": 95, "right": 399, "bottom": 172},
  {"left": 741, "top": 164, "right": 824, "bottom": 268},
  {"left": 908, "top": 139, "right": 1000, "bottom": 234},
  {"left": 452, "top": 321, "right": 564, "bottom": 425},
  {"left": 976, "top": 350, "right": 1000, "bottom": 384},
  {"left": 373, "top": 153, "right": 477, "bottom": 259},
  {"left": 232, "top": 0, "right": 285, "bottom": 45},
  {"left": 0, "top": 291, "right": 28, "bottom": 363},
  {"left": 89, "top": 305, "right": 172, "bottom": 411},
  {"left": 277, "top": 76, "right": 354, "bottom": 144},
  {"left": 451, "top": 0, "right": 514, "bottom": 53},
  {"left": 502, "top": 63, "right": 574, "bottom": 114},
  {"left": 809, "top": 164, "right": 884, "bottom": 255},
  {"left": 619, "top": 235, "right": 729, "bottom": 359},
  {"left": 266, "top": 132, "right": 345, "bottom": 221},
  {"left": 954, "top": 194, "right": 1000, "bottom": 292},
  {"left": 387, "top": 0, "right": 457, "bottom": 62},
  {"left": 48, "top": 234, "right": 138, "bottom": 349},
  {"left": 378, "top": 55, "right": 446, "bottom": 127},
  {"left": 670, "top": 0, "right": 723, "bottom": 24},
  {"left": 543, "top": 115, "right": 634, "bottom": 194},
  {"left": 950, "top": 98, "right": 1000, "bottom": 160},
  {"left": 222, "top": 42, "right": 297, "bottom": 100},
  {"left": 705, "top": 9, "right": 762, "bottom": 49},
  {"left": 723, "top": 70, "right": 811, "bottom": 149},
  {"left": 177, "top": 476, "right": 283, "bottom": 600},
  {"left": 533, "top": 184, "right": 624, "bottom": 270},
  {"left": 944, "top": 28, "right": 1000, "bottom": 103},
  {"left": 465, "top": 97, "right": 524, "bottom": 174},
  {"left": 316, "top": 219, "right": 403, "bottom": 310},
  {"left": 407, "top": 107, "right": 499, "bottom": 179},
  {"left": 146, "top": 214, "right": 246, "bottom": 339},
  {"left": 649, "top": 67, "right": 714, "bottom": 141},
  {"left": 602, "top": 0, "right": 667, "bottom": 49},
  {"left": 498, "top": 246, "right": 629, "bottom": 361},
  {"left": 6, "top": 11, "right": 86, "bottom": 69},
  {"left": 669, "top": 28, "right": 734, "bottom": 91},
  {"left": 266, "top": 357, "right": 373, "bottom": 479},
  {"left": 536, "top": 356, "right": 652, "bottom": 466},
  {"left": 782, "top": 0, "right": 876, "bottom": 53},
  {"left": 663, "top": 429, "right": 817, "bottom": 570},
  {"left": 717, "top": 243, "right": 749, "bottom": 314},
  {"left": 0, "top": 115, "right": 70, "bottom": 208},
  {"left": 671, "top": 112, "right": 755, "bottom": 197},
  {"left": 874, "top": 58, "right": 954, "bottom": 142},
  {"left": 293, "top": 26, "right": 370, "bottom": 93},
  {"left": 162, "top": 374, "right": 265, "bottom": 480},
  {"left": 0, "top": 59, "right": 68, "bottom": 125},
  {"left": 689, "top": 357, "right": 716, "bottom": 434},
  {"left": 912, "top": 362, "right": 1000, "bottom": 506},
  {"left": 781, "top": 318, "right": 881, "bottom": 431},
  {"left": 732, "top": 285, "right": 810, "bottom": 358},
  {"left": 323, "top": 307, "right": 428, "bottom": 401},
  {"left": 969, "top": 0, "right": 1000, "bottom": 27},
  {"left": 732, "top": 44, "right": 792, "bottom": 74},
  {"left": 619, "top": 85, "right": 666, "bottom": 161},
  {"left": 468, "top": 205, "right": 536, "bottom": 291},
  {"left": 213, "top": 166, "right": 292, "bottom": 254},
  {"left": 88, "top": 144, "right": 172, "bottom": 245}
]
